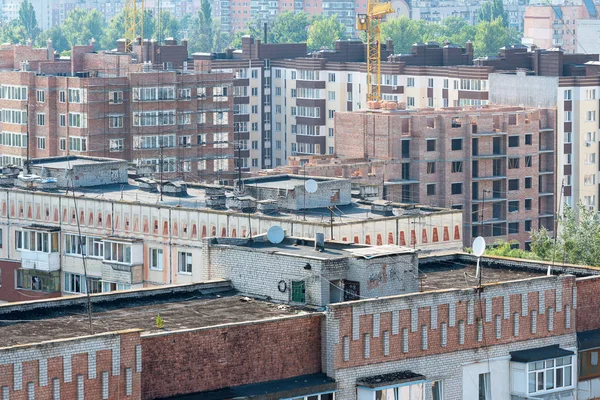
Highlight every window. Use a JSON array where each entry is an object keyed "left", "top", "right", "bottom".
[
  {"left": 291, "top": 280, "right": 305, "bottom": 303},
  {"left": 37, "top": 137, "right": 46, "bottom": 150},
  {"left": 275, "top": 105, "right": 281, "bottom": 115},
  {"left": 109, "top": 139, "right": 123, "bottom": 151},
  {"left": 150, "top": 248, "right": 163, "bottom": 270},
  {"left": 36, "top": 90, "right": 45, "bottom": 102},
  {"left": 104, "top": 241, "right": 132, "bottom": 264},
  {"left": 178, "top": 88, "right": 191, "bottom": 99},
  {"left": 59, "top": 90, "right": 66, "bottom": 103},
  {"left": 65, "top": 233, "right": 86, "bottom": 255},
  {"left": 564, "top": 89, "right": 572, "bottom": 100},
  {"left": 509, "top": 200, "right": 519, "bottom": 213},
  {"left": 426, "top": 139, "right": 436, "bottom": 151},
  {"left": 580, "top": 350, "right": 600, "bottom": 380},
  {"left": 251, "top": 140, "right": 258, "bottom": 150},
  {"left": 59, "top": 138, "right": 66, "bottom": 151},
  {"left": 59, "top": 114, "right": 66, "bottom": 127},
  {"left": 587, "top": 111, "right": 596, "bottom": 121},
  {"left": 275, "top": 87, "right": 281, "bottom": 96},
  {"left": 508, "top": 222, "right": 519, "bottom": 234},
  {"left": 133, "top": 87, "right": 175, "bottom": 101},
  {"left": 214, "top": 158, "right": 229, "bottom": 171},
  {"left": 451, "top": 183, "right": 463, "bottom": 195},
  {"left": 525, "top": 177, "right": 532, "bottom": 189},
  {"left": 109, "top": 91, "right": 123, "bottom": 104},
  {"left": 328, "top": 110, "right": 335, "bottom": 119},
  {"left": 0, "top": 85, "right": 27, "bottom": 100},
  {"left": 329, "top": 128, "right": 334, "bottom": 137},
  {"left": 178, "top": 251, "right": 192, "bottom": 274},
  {"left": 508, "top": 136, "right": 520, "bottom": 147},
  {"left": 525, "top": 220, "right": 532, "bottom": 232},
  {"left": 585, "top": 153, "right": 597, "bottom": 164},
  {"left": 428, "top": 78, "right": 434, "bottom": 88},
  {"left": 525, "top": 199, "right": 532, "bottom": 210},
  {"left": 564, "top": 111, "right": 572, "bottom": 122},
  {"left": 407, "top": 97, "right": 415, "bottom": 107},
  {"left": 452, "top": 161, "right": 463, "bottom": 173},
  {"left": 37, "top": 112, "right": 45, "bottom": 126},
  {"left": 213, "top": 111, "right": 228, "bottom": 125},
  {"left": 328, "top": 73, "right": 336, "bottom": 82},
  {"left": 509, "top": 179, "right": 519, "bottom": 191},
  {"left": 328, "top": 91, "right": 335, "bottom": 100},
  {"left": 528, "top": 357, "right": 572, "bottom": 394},
  {"left": 0, "top": 109, "right": 27, "bottom": 124},
  {"left": 451, "top": 138, "right": 463, "bottom": 151},
  {"left": 69, "top": 137, "right": 87, "bottom": 152},
  {"left": 251, "top": 69, "right": 258, "bottom": 79},
  {"left": 508, "top": 157, "right": 520, "bottom": 169},
  {"left": 109, "top": 115, "right": 124, "bottom": 128},
  {"left": 407, "top": 77, "right": 415, "bottom": 87},
  {"left": 479, "top": 373, "right": 491, "bottom": 400},
  {"left": 251, "top": 87, "right": 258, "bottom": 96},
  {"left": 252, "top": 158, "right": 258, "bottom": 167},
  {"left": 213, "top": 86, "right": 229, "bottom": 101},
  {"left": 427, "top": 162, "right": 436, "bottom": 174},
  {"left": 87, "top": 237, "right": 104, "bottom": 258},
  {"left": 525, "top": 156, "right": 532, "bottom": 167},
  {"left": 525, "top": 133, "right": 532, "bottom": 145},
  {"left": 68, "top": 112, "right": 87, "bottom": 128},
  {"left": 427, "top": 184, "right": 436, "bottom": 196},
  {"left": 178, "top": 112, "right": 191, "bottom": 125},
  {"left": 68, "top": 88, "right": 84, "bottom": 103},
  {"left": 329, "top": 146, "right": 334, "bottom": 155}
]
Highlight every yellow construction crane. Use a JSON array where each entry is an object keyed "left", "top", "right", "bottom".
[
  {"left": 356, "top": 1, "right": 394, "bottom": 104},
  {"left": 124, "top": 0, "right": 145, "bottom": 52}
]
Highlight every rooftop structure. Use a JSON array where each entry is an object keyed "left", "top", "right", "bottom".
[{"left": 2, "top": 252, "right": 600, "bottom": 399}]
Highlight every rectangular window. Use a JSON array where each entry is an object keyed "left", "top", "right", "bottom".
[
  {"left": 587, "top": 111, "right": 596, "bottom": 121},
  {"left": 508, "top": 157, "right": 520, "bottom": 169},
  {"left": 479, "top": 373, "right": 491, "bottom": 400},
  {"left": 427, "top": 162, "right": 436, "bottom": 174},
  {"left": 68, "top": 112, "right": 87, "bottom": 128},
  {"left": 564, "top": 111, "right": 572, "bottom": 122},
  {"left": 426, "top": 139, "right": 436, "bottom": 151},
  {"left": 109, "top": 91, "right": 123, "bottom": 104},
  {"left": 59, "top": 90, "right": 66, "bottom": 103},
  {"left": 150, "top": 248, "right": 163, "bottom": 270},
  {"left": 407, "top": 77, "right": 415, "bottom": 87},
  {"left": 407, "top": 97, "right": 415, "bottom": 107},
  {"left": 109, "top": 139, "right": 123, "bottom": 151},
  {"left": 427, "top": 184, "right": 436, "bottom": 196},
  {"left": 0, "top": 85, "right": 27, "bottom": 100},
  {"left": 36, "top": 90, "right": 45, "bottom": 102},
  {"left": 452, "top": 161, "right": 463, "bottom": 173},
  {"left": 509, "top": 179, "right": 519, "bottom": 191},
  {"left": 35, "top": 112, "right": 44, "bottom": 126},
  {"left": 508, "top": 136, "right": 520, "bottom": 147},
  {"left": 37, "top": 137, "right": 46, "bottom": 150},
  {"left": 580, "top": 350, "right": 600, "bottom": 380},
  {"left": 69, "top": 137, "right": 87, "bottom": 152},
  {"left": 525, "top": 177, "right": 532, "bottom": 189},
  {"left": 68, "top": 88, "right": 84, "bottom": 103},
  {"left": 451, "top": 138, "right": 463, "bottom": 150},
  {"left": 525, "top": 133, "right": 532, "bottom": 145},
  {"left": 59, "top": 114, "right": 66, "bottom": 127},
  {"left": 328, "top": 110, "right": 335, "bottom": 119},
  {"left": 86, "top": 237, "right": 103, "bottom": 258},
  {"left": 451, "top": 183, "right": 463, "bottom": 195},
  {"left": 509, "top": 200, "right": 519, "bottom": 213},
  {"left": 328, "top": 91, "right": 335, "bottom": 100},
  {"left": 508, "top": 222, "right": 519, "bottom": 234},
  {"left": 109, "top": 115, "right": 124, "bottom": 128},
  {"left": 178, "top": 252, "right": 192, "bottom": 274},
  {"left": 528, "top": 356, "right": 572, "bottom": 394},
  {"left": 525, "top": 220, "right": 532, "bottom": 232},
  {"left": 104, "top": 241, "right": 132, "bottom": 264},
  {"left": 59, "top": 138, "right": 66, "bottom": 151},
  {"left": 328, "top": 73, "right": 336, "bottom": 82}
]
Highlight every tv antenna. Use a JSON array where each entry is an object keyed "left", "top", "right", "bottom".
[
  {"left": 472, "top": 236, "right": 486, "bottom": 286},
  {"left": 267, "top": 225, "right": 285, "bottom": 244}
]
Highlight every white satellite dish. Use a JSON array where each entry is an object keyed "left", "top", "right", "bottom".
[
  {"left": 472, "top": 236, "right": 486, "bottom": 257},
  {"left": 267, "top": 225, "right": 285, "bottom": 244},
  {"left": 305, "top": 179, "right": 318, "bottom": 193},
  {"left": 472, "top": 236, "right": 486, "bottom": 279}
]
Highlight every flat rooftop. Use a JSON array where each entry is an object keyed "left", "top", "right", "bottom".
[
  {"left": 28, "top": 156, "right": 125, "bottom": 169},
  {"left": 3, "top": 179, "right": 448, "bottom": 224},
  {"left": 0, "top": 290, "right": 306, "bottom": 347},
  {"left": 216, "top": 238, "right": 415, "bottom": 260}
]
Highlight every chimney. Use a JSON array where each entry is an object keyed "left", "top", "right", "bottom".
[
  {"left": 47, "top": 39, "right": 53, "bottom": 60},
  {"left": 315, "top": 233, "right": 325, "bottom": 251}
]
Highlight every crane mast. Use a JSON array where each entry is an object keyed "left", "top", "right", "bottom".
[
  {"left": 356, "top": 0, "right": 394, "bottom": 104},
  {"left": 124, "top": 0, "right": 145, "bottom": 52}
]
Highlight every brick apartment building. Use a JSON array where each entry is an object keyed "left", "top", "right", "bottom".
[
  {"left": 332, "top": 106, "right": 556, "bottom": 248},
  {"left": 0, "top": 39, "right": 238, "bottom": 184},
  {"left": 2, "top": 250, "right": 600, "bottom": 399}
]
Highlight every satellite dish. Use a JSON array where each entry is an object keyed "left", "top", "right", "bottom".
[
  {"left": 305, "top": 179, "right": 318, "bottom": 193},
  {"left": 472, "top": 236, "right": 486, "bottom": 257},
  {"left": 267, "top": 225, "right": 285, "bottom": 244}
]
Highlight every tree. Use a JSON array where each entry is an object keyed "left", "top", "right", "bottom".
[
  {"left": 61, "top": 8, "right": 104, "bottom": 48},
  {"left": 529, "top": 203, "right": 600, "bottom": 267},
  {"left": 270, "top": 11, "right": 310, "bottom": 44},
  {"left": 18, "top": 0, "right": 40, "bottom": 42},
  {"left": 478, "top": 0, "right": 509, "bottom": 27},
  {"left": 101, "top": 10, "right": 126, "bottom": 49},
  {"left": 381, "top": 16, "right": 427, "bottom": 54},
  {"left": 307, "top": 15, "right": 346, "bottom": 51},
  {"left": 474, "top": 18, "right": 520, "bottom": 57},
  {"left": 38, "top": 25, "right": 69, "bottom": 53},
  {"left": 190, "top": 0, "right": 214, "bottom": 52}
]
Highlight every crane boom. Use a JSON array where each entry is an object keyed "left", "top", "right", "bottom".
[{"left": 356, "top": 0, "right": 394, "bottom": 105}]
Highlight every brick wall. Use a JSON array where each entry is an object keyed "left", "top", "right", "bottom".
[
  {"left": 0, "top": 330, "right": 142, "bottom": 400},
  {"left": 0, "top": 260, "right": 61, "bottom": 302},
  {"left": 575, "top": 275, "right": 600, "bottom": 331},
  {"left": 140, "top": 314, "right": 323, "bottom": 399}
]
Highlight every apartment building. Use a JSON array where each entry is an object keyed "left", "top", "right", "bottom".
[
  {"left": 332, "top": 106, "right": 556, "bottom": 248},
  {"left": 523, "top": 0, "right": 600, "bottom": 54},
  {"left": 0, "top": 160, "right": 462, "bottom": 302},
  {"left": 3, "top": 248, "right": 600, "bottom": 399},
  {"left": 0, "top": 39, "right": 238, "bottom": 183}
]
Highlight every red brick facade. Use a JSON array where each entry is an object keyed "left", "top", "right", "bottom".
[{"left": 141, "top": 314, "right": 322, "bottom": 399}]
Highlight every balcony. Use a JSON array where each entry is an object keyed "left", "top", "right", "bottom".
[
  {"left": 21, "top": 250, "right": 61, "bottom": 272},
  {"left": 19, "top": 226, "right": 60, "bottom": 272}
]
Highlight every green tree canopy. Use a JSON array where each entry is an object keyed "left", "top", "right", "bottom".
[
  {"left": 189, "top": 0, "right": 214, "bottom": 52},
  {"left": 478, "top": 0, "right": 509, "bottom": 27},
  {"left": 307, "top": 15, "right": 346, "bottom": 51},
  {"left": 18, "top": 0, "right": 40, "bottom": 41},
  {"left": 38, "top": 25, "right": 69, "bottom": 53},
  {"left": 270, "top": 11, "right": 310, "bottom": 44},
  {"left": 381, "top": 16, "right": 427, "bottom": 54},
  {"left": 61, "top": 8, "right": 104, "bottom": 48},
  {"left": 474, "top": 18, "right": 521, "bottom": 57}
]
